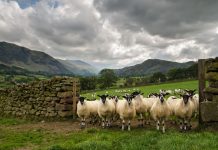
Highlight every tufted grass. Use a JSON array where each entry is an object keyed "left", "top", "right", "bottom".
[
  {"left": 0, "top": 117, "right": 218, "bottom": 150},
  {"left": 0, "top": 117, "right": 29, "bottom": 125}
]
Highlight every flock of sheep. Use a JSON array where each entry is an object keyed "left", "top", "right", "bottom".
[{"left": 77, "top": 89, "right": 199, "bottom": 133}]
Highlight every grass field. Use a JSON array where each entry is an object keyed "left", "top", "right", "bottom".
[
  {"left": 0, "top": 117, "right": 218, "bottom": 150},
  {"left": 82, "top": 80, "right": 199, "bottom": 99}
]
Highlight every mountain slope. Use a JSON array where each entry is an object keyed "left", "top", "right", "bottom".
[
  {"left": 0, "top": 41, "right": 70, "bottom": 75},
  {"left": 113, "top": 59, "right": 196, "bottom": 77},
  {"left": 58, "top": 59, "right": 98, "bottom": 76}
]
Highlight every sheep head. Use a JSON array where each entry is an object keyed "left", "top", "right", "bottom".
[
  {"left": 123, "top": 94, "right": 135, "bottom": 106},
  {"left": 185, "top": 89, "right": 196, "bottom": 98},
  {"left": 180, "top": 94, "right": 191, "bottom": 105},
  {"left": 158, "top": 93, "right": 165, "bottom": 103},
  {"left": 79, "top": 97, "right": 86, "bottom": 105},
  {"left": 131, "top": 91, "right": 144, "bottom": 97},
  {"left": 98, "top": 94, "right": 109, "bottom": 104}
]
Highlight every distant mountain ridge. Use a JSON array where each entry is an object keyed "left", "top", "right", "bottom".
[
  {"left": 113, "top": 59, "right": 196, "bottom": 77},
  {"left": 57, "top": 59, "right": 98, "bottom": 76},
  {"left": 0, "top": 41, "right": 97, "bottom": 76}
]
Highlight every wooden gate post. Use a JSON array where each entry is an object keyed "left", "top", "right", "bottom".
[
  {"left": 198, "top": 59, "right": 206, "bottom": 123},
  {"left": 72, "top": 78, "right": 79, "bottom": 119}
]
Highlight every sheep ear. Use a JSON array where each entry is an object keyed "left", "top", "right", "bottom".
[
  {"left": 122, "top": 96, "right": 126, "bottom": 99},
  {"left": 141, "top": 93, "right": 144, "bottom": 95},
  {"left": 105, "top": 94, "right": 109, "bottom": 97},
  {"left": 97, "top": 95, "right": 101, "bottom": 98}
]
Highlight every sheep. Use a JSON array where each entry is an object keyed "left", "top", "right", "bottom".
[
  {"left": 185, "top": 89, "right": 199, "bottom": 115},
  {"left": 97, "top": 94, "right": 116, "bottom": 128},
  {"left": 174, "top": 89, "right": 186, "bottom": 95},
  {"left": 167, "top": 96, "right": 179, "bottom": 115},
  {"left": 150, "top": 93, "right": 171, "bottom": 133},
  {"left": 160, "top": 89, "right": 173, "bottom": 94},
  {"left": 173, "top": 94, "right": 195, "bottom": 131},
  {"left": 147, "top": 92, "right": 159, "bottom": 98},
  {"left": 116, "top": 94, "right": 136, "bottom": 131},
  {"left": 77, "top": 97, "right": 98, "bottom": 128},
  {"left": 131, "top": 91, "right": 148, "bottom": 127},
  {"left": 109, "top": 95, "right": 120, "bottom": 122}
]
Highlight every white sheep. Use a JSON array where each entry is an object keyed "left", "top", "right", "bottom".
[
  {"left": 173, "top": 94, "right": 195, "bottom": 131},
  {"left": 143, "top": 97, "right": 160, "bottom": 124},
  {"left": 116, "top": 94, "right": 136, "bottom": 131},
  {"left": 131, "top": 91, "right": 148, "bottom": 127},
  {"left": 167, "top": 96, "right": 179, "bottom": 115},
  {"left": 192, "top": 94, "right": 199, "bottom": 113},
  {"left": 184, "top": 89, "right": 199, "bottom": 115},
  {"left": 147, "top": 93, "right": 159, "bottom": 98},
  {"left": 77, "top": 97, "right": 98, "bottom": 128},
  {"left": 97, "top": 94, "right": 116, "bottom": 128},
  {"left": 150, "top": 94, "right": 171, "bottom": 133},
  {"left": 109, "top": 96, "right": 120, "bottom": 121}
]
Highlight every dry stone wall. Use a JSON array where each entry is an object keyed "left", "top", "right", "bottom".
[
  {"left": 201, "top": 57, "right": 218, "bottom": 122},
  {"left": 0, "top": 77, "right": 79, "bottom": 120}
]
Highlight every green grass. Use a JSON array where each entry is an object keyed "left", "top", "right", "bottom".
[
  {"left": 0, "top": 122, "right": 218, "bottom": 150},
  {"left": 0, "top": 117, "right": 29, "bottom": 125},
  {"left": 82, "top": 80, "right": 198, "bottom": 99}
]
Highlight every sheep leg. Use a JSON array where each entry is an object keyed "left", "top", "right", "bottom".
[
  {"left": 106, "top": 118, "right": 111, "bottom": 127},
  {"left": 179, "top": 119, "right": 184, "bottom": 131},
  {"left": 188, "top": 118, "right": 192, "bottom": 130},
  {"left": 80, "top": 118, "right": 85, "bottom": 129},
  {"left": 102, "top": 118, "right": 105, "bottom": 128},
  {"left": 162, "top": 119, "right": 165, "bottom": 133},
  {"left": 140, "top": 113, "right": 144, "bottom": 127},
  {"left": 128, "top": 120, "right": 131, "bottom": 131},
  {"left": 146, "top": 112, "right": 151, "bottom": 125},
  {"left": 106, "top": 118, "right": 109, "bottom": 127},
  {"left": 184, "top": 119, "right": 188, "bottom": 131},
  {"left": 80, "top": 118, "right": 83, "bottom": 128},
  {"left": 156, "top": 120, "right": 160, "bottom": 131},
  {"left": 122, "top": 120, "right": 125, "bottom": 131}
]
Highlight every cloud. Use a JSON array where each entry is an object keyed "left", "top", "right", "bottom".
[{"left": 0, "top": 0, "right": 218, "bottom": 69}]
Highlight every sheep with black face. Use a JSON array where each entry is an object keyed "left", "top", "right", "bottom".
[
  {"left": 116, "top": 94, "right": 136, "bottom": 131},
  {"left": 185, "top": 89, "right": 199, "bottom": 116},
  {"left": 173, "top": 94, "right": 195, "bottom": 131},
  {"left": 77, "top": 96, "right": 98, "bottom": 128},
  {"left": 97, "top": 94, "right": 116, "bottom": 128},
  {"left": 150, "top": 93, "right": 171, "bottom": 133},
  {"left": 131, "top": 91, "right": 148, "bottom": 127}
]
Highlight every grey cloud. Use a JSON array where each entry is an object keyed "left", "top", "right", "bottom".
[
  {"left": 94, "top": 0, "right": 218, "bottom": 38},
  {"left": 0, "top": 0, "right": 218, "bottom": 70}
]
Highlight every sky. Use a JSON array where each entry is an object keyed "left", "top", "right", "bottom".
[{"left": 0, "top": 0, "right": 218, "bottom": 69}]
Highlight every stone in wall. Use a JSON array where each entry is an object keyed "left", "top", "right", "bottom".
[{"left": 0, "top": 77, "right": 80, "bottom": 120}]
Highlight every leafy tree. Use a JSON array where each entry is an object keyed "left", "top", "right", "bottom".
[
  {"left": 186, "top": 63, "right": 198, "bottom": 79},
  {"left": 150, "top": 72, "right": 166, "bottom": 83},
  {"left": 98, "top": 69, "right": 118, "bottom": 89},
  {"left": 125, "top": 77, "right": 134, "bottom": 86},
  {"left": 80, "top": 77, "right": 98, "bottom": 91}
]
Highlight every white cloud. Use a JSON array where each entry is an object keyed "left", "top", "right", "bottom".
[{"left": 0, "top": 0, "right": 217, "bottom": 70}]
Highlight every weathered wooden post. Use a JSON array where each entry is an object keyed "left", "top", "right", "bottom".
[
  {"left": 72, "top": 78, "right": 80, "bottom": 119},
  {"left": 198, "top": 59, "right": 206, "bottom": 123}
]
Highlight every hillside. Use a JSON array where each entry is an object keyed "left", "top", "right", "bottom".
[
  {"left": 113, "top": 59, "right": 196, "bottom": 77},
  {"left": 57, "top": 59, "right": 98, "bottom": 76},
  {"left": 0, "top": 42, "right": 70, "bottom": 75}
]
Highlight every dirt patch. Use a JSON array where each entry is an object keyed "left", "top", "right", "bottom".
[{"left": 1, "top": 119, "right": 201, "bottom": 133}]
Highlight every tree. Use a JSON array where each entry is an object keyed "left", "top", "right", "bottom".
[
  {"left": 98, "top": 69, "right": 118, "bottom": 89},
  {"left": 150, "top": 72, "right": 166, "bottom": 83},
  {"left": 125, "top": 77, "right": 134, "bottom": 86},
  {"left": 186, "top": 63, "right": 198, "bottom": 79},
  {"left": 80, "top": 77, "right": 98, "bottom": 91}
]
